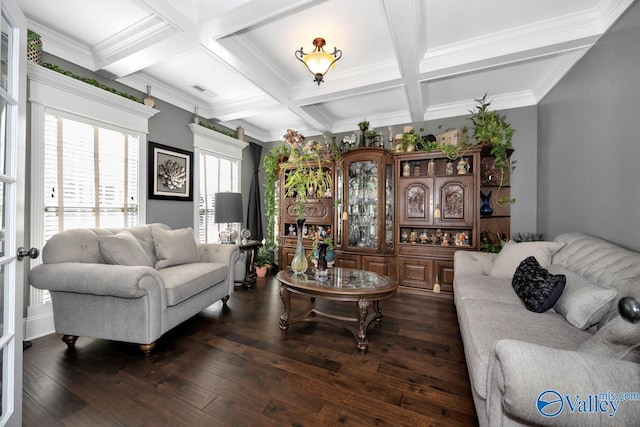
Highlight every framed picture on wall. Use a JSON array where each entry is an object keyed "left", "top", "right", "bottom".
[{"left": 148, "top": 141, "right": 193, "bottom": 201}]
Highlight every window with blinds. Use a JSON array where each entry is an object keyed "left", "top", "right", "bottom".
[
  {"left": 43, "top": 113, "right": 139, "bottom": 241},
  {"left": 198, "top": 151, "right": 239, "bottom": 243}
]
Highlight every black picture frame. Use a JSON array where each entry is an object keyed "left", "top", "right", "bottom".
[{"left": 148, "top": 141, "right": 193, "bottom": 201}]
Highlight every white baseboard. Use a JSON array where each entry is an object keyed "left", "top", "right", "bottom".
[{"left": 24, "top": 303, "right": 55, "bottom": 340}]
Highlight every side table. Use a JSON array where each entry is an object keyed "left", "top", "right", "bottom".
[{"left": 237, "top": 240, "right": 262, "bottom": 287}]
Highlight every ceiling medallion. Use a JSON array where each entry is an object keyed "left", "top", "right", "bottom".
[{"left": 295, "top": 37, "right": 342, "bottom": 85}]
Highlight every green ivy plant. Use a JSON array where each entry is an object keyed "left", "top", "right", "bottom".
[
  {"left": 263, "top": 144, "right": 291, "bottom": 256},
  {"left": 42, "top": 63, "right": 142, "bottom": 103},
  {"left": 469, "top": 93, "right": 514, "bottom": 178},
  {"left": 197, "top": 121, "right": 236, "bottom": 138}
]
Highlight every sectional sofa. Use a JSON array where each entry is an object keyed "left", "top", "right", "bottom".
[{"left": 454, "top": 233, "right": 640, "bottom": 426}]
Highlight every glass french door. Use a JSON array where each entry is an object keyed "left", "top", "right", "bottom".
[{"left": 0, "top": 0, "right": 27, "bottom": 425}]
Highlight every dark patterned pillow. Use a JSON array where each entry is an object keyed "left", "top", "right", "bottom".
[{"left": 512, "top": 256, "right": 566, "bottom": 313}]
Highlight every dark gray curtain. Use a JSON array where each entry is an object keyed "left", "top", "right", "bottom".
[{"left": 247, "top": 142, "right": 263, "bottom": 241}]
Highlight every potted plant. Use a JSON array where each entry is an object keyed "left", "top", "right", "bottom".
[
  {"left": 282, "top": 129, "right": 333, "bottom": 276},
  {"left": 282, "top": 134, "right": 332, "bottom": 219},
  {"left": 468, "top": 93, "right": 515, "bottom": 182},
  {"left": 254, "top": 245, "right": 271, "bottom": 277},
  {"left": 27, "top": 29, "right": 43, "bottom": 64},
  {"left": 401, "top": 129, "right": 420, "bottom": 152}
]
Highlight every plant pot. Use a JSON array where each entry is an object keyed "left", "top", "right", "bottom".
[
  {"left": 256, "top": 266, "right": 268, "bottom": 278},
  {"left": 27, "top": 38, "right": 43, "bottom": 64}
]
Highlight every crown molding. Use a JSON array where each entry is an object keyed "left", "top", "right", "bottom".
[
  {"left": 27, "top": 20, "right": 96, "bottom": 71},
  {"left": 93, "top": 15, "right": 178, "bottom": 71},
  {"left": 420, "top": 8, "right": 603, "bottom": 77},
  {"left": 532, "top": 48, "right": 590, "bottom": 102},
  {"left": 28, "top": 62, "right": 159, "bottom": 133},
  {"left": 424, "top": 91, "right": 537, "bottom": 121}
]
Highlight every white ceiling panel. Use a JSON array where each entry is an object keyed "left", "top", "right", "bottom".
[
  {"left": 20, "top": 0, "right": 635, "bottom": 142},
  {"left": 20, "top": 0, "right": 152, "bottom": 45},
  {"left": 143, "top": 46, "right": 263, "bottom": 102}
]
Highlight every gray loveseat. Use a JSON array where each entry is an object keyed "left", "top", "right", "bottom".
[
  {"left": 29, "top": 223, "right": 239, "bottom": 355},
  {"left": 454, "top": 233, "right": 640, "bottom": 426}
]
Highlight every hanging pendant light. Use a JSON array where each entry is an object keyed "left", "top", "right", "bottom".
[{"left": 295, "top": 37, "right": 342, "bottom": 85}]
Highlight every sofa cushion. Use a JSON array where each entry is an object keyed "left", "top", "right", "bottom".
[
  {"left": 578, "top": 314, "right": 640, "bottom": 359},
  {"left": 454, "top": 274, "right": 522, "bottom": 306},
  {"left": 98, "top": 231, "right": 154, "bottom": 267},
  {"left": 488, "top": 240, "right": 564, "bottom": 278},
  {"left": 152, "top": 227, "right": 200, "bottom": 269},
  {"left": 548, "top": 265, "right": 617, "bottom": 329},
  {"left": 512, "top": 256, "right": 566, "bottom": 313},
  {"left": 158, "top": 263, "right": 228, "bottom": 306},
  {"left": 456, "top": 298, "right": 592, "bottom": 400}
]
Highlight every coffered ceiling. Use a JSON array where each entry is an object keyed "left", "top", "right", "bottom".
[{"left": 20, "top": 0, "right": 634, "bottom": 142}]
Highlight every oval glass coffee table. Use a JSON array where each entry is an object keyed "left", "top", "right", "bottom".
[{"left": 276, "top": 267, "right": 397, "bottom": 353}]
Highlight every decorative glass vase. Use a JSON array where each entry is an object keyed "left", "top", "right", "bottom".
[
  {"left": 480, "top": 191, "right": 494, "bottom": 216},
  {"left": 291, "top": 218, "right": 308, "bottom": 277}
]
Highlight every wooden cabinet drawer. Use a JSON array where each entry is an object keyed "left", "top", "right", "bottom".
[
  {"left": 434, "top": 260, "right": 454, "bottom": 294},
  {"left": 397, "top": 257, "right": 433, "bottom": 290}
]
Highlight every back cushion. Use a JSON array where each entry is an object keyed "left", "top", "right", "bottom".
[
  {"left": 42, "top": 223, "right": 170, "bottom": 265},
  {"left": 552, "top": 233, "right": 640, "bottom": 326}
]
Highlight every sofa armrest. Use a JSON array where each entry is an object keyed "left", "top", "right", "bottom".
[
  {"left": 197, "top": 243, "right": 240, "bottom": 285},
  {"left": 453, "top": 251, "right": 497, "bottom": 277},
  {"left": 29, "top": 263, "right": 165, "bottom": 299},
  {"left": 487, "top": 339, "right": 640, "bottom": 426}
]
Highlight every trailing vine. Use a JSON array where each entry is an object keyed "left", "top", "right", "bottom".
[
  {"left": 263, "top": 144, "right": 291, "bottom": 258},
  {"left": 197, "top": 121, "right": 236, "bottom": 138},
  {"left": 42, "top": 63, "right": 142, "bottom": 103}
]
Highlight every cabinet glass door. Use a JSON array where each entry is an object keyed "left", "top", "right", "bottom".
[
  {"left": 347, "top": 160, "right": 378, "bottom": 248},
  {"left": 384, "top": 164, "right": 393, "bottom": 250}
]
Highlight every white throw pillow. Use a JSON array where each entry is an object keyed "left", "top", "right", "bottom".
[
  {"left": 548, "top": 265, "right": 617, "bottom": 329},
  {"left": 488, "top": 240, "right": 565, "bottom": 278},
  {"left": 152, "top": 227, "right": 199, "bottom": 269},
  {"left": 98, "top": 231, "right": 154, "bottom": 267}
]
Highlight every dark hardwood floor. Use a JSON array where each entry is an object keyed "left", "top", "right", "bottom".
[{"left": 23, "top": 274, "right": 477, "bottom": 427}]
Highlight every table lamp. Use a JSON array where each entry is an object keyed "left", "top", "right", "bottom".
[{"left": 214, "top": 192, "right": 243, "bottom": 244}]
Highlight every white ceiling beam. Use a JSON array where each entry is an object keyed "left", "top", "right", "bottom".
[
  {"left": 382, "top": 0, "right": 425, "bottom": 123},
  {"left": 197, "top": 0, "right": 323, "bottom": 40}
]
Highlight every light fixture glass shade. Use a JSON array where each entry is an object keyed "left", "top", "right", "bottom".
[
  {"left": 295, "top": 37, "right": 342, "bottom": 85},
  {"left": 303, "top": 51, "right": 337, "bottom": 76}
]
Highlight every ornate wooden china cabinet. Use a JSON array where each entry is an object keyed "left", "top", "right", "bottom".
[
  {"left": 278, "top": 160, "right": 334, "bottom": 269},
  {"left": 275, "top": 143, "right": 511, "bottom": 298},
  {"left": 334, "top": 148, "right": 395, "bottom": 277},
  {"left": 395, "top": 144, "right": 511, "bottom": 295}
]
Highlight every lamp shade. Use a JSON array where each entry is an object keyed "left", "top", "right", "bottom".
[{"left": 214, "top": 192, "right": 243, "bottom": 224}]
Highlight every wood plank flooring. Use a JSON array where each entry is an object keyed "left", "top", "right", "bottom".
[{"left": 23, "top": 274, "right": 477, "bottom": 427}]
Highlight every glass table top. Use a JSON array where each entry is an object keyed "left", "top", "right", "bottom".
[{"left": 278, "top": 267, "right": 395, "bottom": 291}]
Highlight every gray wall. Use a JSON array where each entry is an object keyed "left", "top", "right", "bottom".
[{"left": 537, "top": 2, "right": 640, "bottom": 251}]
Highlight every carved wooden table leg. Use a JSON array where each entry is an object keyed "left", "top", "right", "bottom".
[
  {"left": 61, "top": 335, "right": 78, "bottom": 347},
  {"left": 374, "top": 300, "right": 383, "bottom": 325},
  {"left": 279, "top": 284, "right": 290, "bottom": 333},
  {"left": 356, "top": 297, "right": 370, "bottom": 353}
]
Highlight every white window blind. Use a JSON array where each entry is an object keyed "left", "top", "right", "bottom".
[
  {"left": 43, "top": 113, "right": 139, "bottom": 241},
  {"left": 198, "top": 151, "right": 239, "bottom": 243}
]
